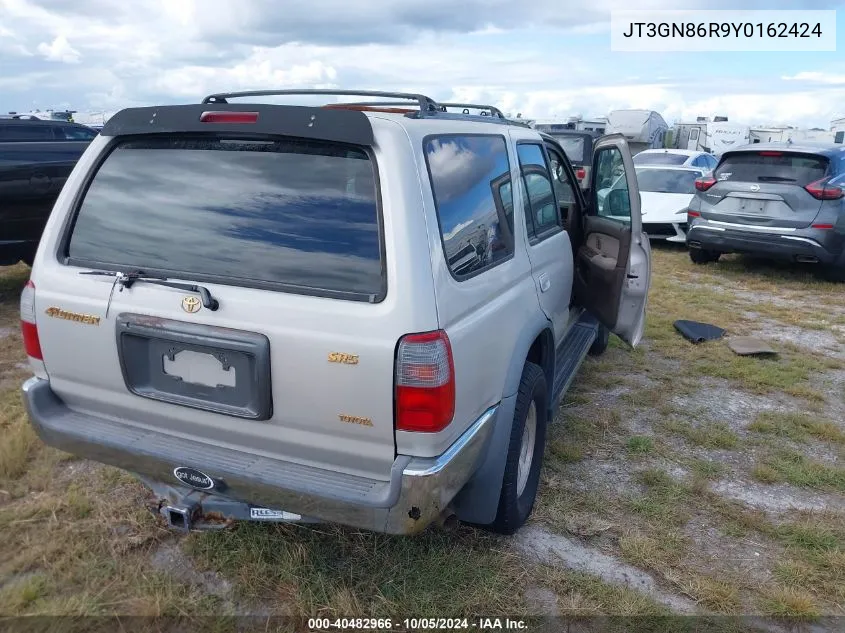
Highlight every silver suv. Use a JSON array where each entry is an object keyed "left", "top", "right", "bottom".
[
  {"left": 687, "top": 143, "right": 845, "bottom": 281},
  {"left": 20, "top": 90, "right": 651, "bottom": 535}
]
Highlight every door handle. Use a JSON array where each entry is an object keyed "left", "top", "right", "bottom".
[{"left": 538, "top": 273, "right": 551, "bottom": 292}]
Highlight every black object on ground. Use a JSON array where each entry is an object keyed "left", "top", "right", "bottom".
[{"left": 674, "top": 320, "right": 726, "bottom": 344}]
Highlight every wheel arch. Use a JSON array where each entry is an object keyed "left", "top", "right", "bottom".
[{"left": 451, "top": 316, "right": 554, "bottom": 525}]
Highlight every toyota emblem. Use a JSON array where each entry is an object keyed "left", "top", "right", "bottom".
[{"left": 181, "top": 296, "right": 201, "bottom": 313}]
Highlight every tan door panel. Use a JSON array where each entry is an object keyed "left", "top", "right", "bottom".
[{"left": 586, "top": 232, "right": 620, "bottom": 260}]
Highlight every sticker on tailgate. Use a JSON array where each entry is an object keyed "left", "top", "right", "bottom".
[{"left": 249, "top": 508, "right": 301, "bottom": 521}]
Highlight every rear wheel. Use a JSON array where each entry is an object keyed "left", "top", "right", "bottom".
[
  {"left": 689, "top": 248, "right": 720, "bottom": 265},
  {"left": 487, "top": 362, "right": 547, "bottom": 535}
]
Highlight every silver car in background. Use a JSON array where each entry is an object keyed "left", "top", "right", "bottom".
[{"left": 686, "top": 143, "right": 845, "bottom": 281}]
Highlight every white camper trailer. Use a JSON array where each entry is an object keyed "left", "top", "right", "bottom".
[
  {"left": 670, "top": 117, "right": 749, "bottom": 155},
  {"left": 750, "top": 126, "right": 788, "bottom": 144},
  {"left": 750, "top": 126, "right": 835, "bottom": 145},
  {"left": 707, "top": 122, "right": 751, "bottom": 154},
  {"left": 672, "top": 118, "right": 709, "bottom": 151},
  {"left": 605, "top": 109, "right": 668, "bottom": 154},
  {"left": 784, "top": 128, "right": 836, "bottom": 144}
]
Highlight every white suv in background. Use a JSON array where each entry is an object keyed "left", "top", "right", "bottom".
[{"left": 634, "top": 148, "right": 717, "bottom": 171}]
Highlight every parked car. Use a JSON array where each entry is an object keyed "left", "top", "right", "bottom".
[
  {"left": 633, "top": 148, "right": 717, "bottom": 171},
  {"left": 20, "top": 89, "right": 651, "bottom": 536},
  {"left": 0, "top": 119, "right": 97, "bottom": 266},
  {"left": 531, "top": 126, "right": 597, "bottom": 191},
  {"left": 636, "top": 165, "right": 710, "bottom": 243},
  {"left": 687, "top": 143, "right": 845, "bottom": 281}
]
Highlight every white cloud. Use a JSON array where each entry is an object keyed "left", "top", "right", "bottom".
[
  {"left": 36, "top": 34, "right": 80, "bottom": 63},
  {"left": 782, "top": 71, "right": 845, "bottom": 85},
  {"left": 444, "top": 220, "right": 474, "bottom": 240},
  {"left": 1, "top": 0, "right": 843, "bottom": 128}
]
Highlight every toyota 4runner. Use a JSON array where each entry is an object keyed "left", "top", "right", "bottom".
[{"left": 20, "top": 90, "right": 651, "bottom": 535}]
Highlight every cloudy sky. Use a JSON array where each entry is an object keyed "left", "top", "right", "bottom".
[{"left": 1, "top": 0, "right": 843, "bottom": 127}]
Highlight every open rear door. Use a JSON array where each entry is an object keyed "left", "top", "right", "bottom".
[{"left": 573, "top": 134, "right": 651, "bottom": 346}]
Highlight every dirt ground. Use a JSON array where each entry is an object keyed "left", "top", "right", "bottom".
[{"left": 0, "top": 246, "right": 843, "bottom": 631}]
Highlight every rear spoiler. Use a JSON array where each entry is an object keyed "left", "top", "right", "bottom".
[{"left": 99, "top": 103, "right": 375, "bottom": 146}]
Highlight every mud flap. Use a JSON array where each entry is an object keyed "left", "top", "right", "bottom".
[{"left": 450, "top": 393, "right": 517, "bottom": 525}]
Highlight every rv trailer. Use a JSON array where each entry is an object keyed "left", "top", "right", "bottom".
[
  {"left": 605, "top": 109, "right": 668, "bottom": 154},
  {"left": 706, "top": 121, "right": 751, "bottom": 154},
  {"left": 670, "top": 117, "right": 750, "bottom": 155}
]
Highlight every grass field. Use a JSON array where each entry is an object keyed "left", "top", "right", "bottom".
[{"left": 1, "top": 246, "right": 843, "bottom": 630}]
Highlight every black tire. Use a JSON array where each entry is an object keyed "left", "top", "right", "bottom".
[
  {"left": 820, "top": 265, "right": 845, "bottom": 283},
  {"left": 487, "top": 362, "right": 548, "bottom": 535},
  {"left": 588, "top": 325, "right": 610, "bottom": 356},
  {"left": 689, "top": 248, "right": 720, "bottom": 265}
]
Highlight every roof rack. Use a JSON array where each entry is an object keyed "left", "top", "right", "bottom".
[
  {"left": 437, "top": 102, "right": 506, "bottom": 119},
  {"left": 199, "top": 90, "right": 532, "bottom": 128},
  {"left": 201, "top": 89, "right": 441, "bottom": 113}
]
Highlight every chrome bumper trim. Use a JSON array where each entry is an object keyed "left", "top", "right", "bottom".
[
  {"left": 699, "top": 219, "right": 797, "bottom": 233},
  {"left": 781, "top": 236, "right": 822, "bottom": 246}
]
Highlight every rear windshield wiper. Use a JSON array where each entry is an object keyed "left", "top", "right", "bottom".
[
  {"left": 757, "top": 176, "right": 796, "bottom": 183},
  {"left": 80, "top": 269, "right": 219, "bottom": 311}
]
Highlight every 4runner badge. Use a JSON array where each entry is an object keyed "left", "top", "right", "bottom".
[
  {"left": 44, "top": 307, "right": 101, "bottom": 325},
  {"left": 173, "top": 467, "right": 215, "bottom": 490},
  {"left": 181, "top": 296, "right": 201, "bottom": 313}
]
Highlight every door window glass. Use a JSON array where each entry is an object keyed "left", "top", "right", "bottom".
[{"left": 593, "top": 147, "right": 632, "bottom": 222}]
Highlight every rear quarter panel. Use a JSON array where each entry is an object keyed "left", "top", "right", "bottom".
[{"left": 394, "top": 119, "right": 544, "bottom": 458}]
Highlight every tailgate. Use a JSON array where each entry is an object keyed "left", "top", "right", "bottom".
[{"left": 35, "top": 132, "right": 403, "bottom": 482}]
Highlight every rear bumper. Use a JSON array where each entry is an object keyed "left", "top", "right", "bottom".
[
  {"left": 687, "top": 222, "right": 842, "bottom": 264},
  {"left": 22, "top": 377, "right": 498, "bottom": 535}
]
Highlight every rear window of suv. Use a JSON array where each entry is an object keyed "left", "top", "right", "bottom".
[
  {"left": 66, "top": 137, "right": 384, "bottom": 302},
  {"left": 714, "top": 151, "right": 829, "bottom": 187},
  {"left": 633, "top": 152, "right": 688, "bottom": 165}
]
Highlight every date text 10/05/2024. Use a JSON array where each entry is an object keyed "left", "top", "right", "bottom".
[{"left": 307, "top": 618, "right": 528, "bottom": 630}]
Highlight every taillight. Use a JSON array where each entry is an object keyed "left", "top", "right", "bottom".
[
  {"left": 395, "top": 330, "right": 455, "bottom": 433},
  {"left": 812, "top": 223, "right": 835, "bottom": 229},
  {"left": 805, "top": 178, "right": 844, "bottom": 201},
  {"left": 575, "top": 168, "right": 586, "bottom": 180},
  {"left": 695, "top": 176, "right": 717, "bottom": 192},
  {"left": 687, "top": 210, "right": 700, "bottom": 218},
  {"left": 758, "top": 151, "right": 783, "bottom": 157},
  {"left": 20, "top": 280, "right": 42, "bottom": 360},
  {"left": 199, "top": 111, "right": 259, "bottom": 124}
]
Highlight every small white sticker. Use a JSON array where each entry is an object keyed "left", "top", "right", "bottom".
[{"left": 249, "top": 507, "right": 301, "bottom": 520}]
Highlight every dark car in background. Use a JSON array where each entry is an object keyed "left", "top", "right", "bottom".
[
  {"left": 531, "top": 125, "right": 596, "bottom": 191},
  {"left": 0, "top": 119, "right": 97, "bottom": 266},
  {"left": 686, "top": 143, "right": 845, "bottom": 281}
]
